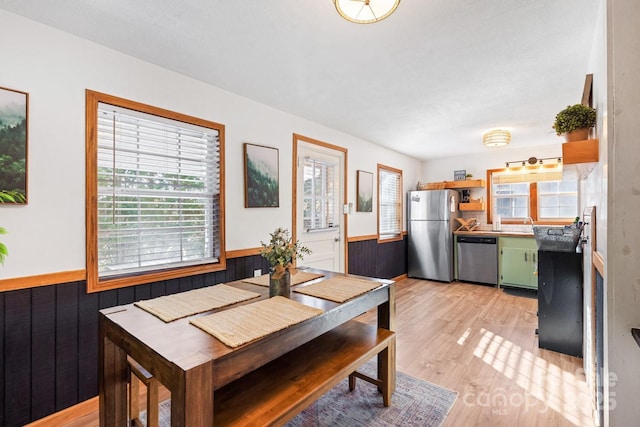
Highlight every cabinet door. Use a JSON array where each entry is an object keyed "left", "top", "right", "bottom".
[
  {"left": 529, "top": 250, "right": 539, "bottom": 289},
  {"left": 501, "top": 247, "right": 531, "bottom": 287}
]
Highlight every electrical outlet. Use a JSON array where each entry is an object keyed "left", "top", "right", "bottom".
[{"left": 253, "top": 269, "right": 262, "bottom": 277}]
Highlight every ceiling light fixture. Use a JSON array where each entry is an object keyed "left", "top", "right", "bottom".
[
  {"left": 482, "top": 129, "right": 511, "bottom": 147},
  {"left": 334, "top": 0, "right": 401, "bottom": 24},
  {"left": 505, "top": 157, "right": 563, "bottom": 169}
]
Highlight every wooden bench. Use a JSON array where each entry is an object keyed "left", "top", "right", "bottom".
[
  {"left": 128, "top": 357, "right": 159, "bottom": 427},
  {"left": 212, "top": 319, "right": 396, "bottom": 426}
]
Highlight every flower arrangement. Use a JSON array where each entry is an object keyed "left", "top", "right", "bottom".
[{"left": 260, "top": 228, "right": 311, "bottom": 278}]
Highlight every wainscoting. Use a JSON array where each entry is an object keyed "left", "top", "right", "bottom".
[
  {"left": 347, "top": 237, "right": 407, "bottom": 280},
  {"left": 0, "top": 236, "right": 405, "bottom": 426}
]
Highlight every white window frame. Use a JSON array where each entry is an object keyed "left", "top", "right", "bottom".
[{"left": 303, "top": 157, "right": 339, "bottom": 232}]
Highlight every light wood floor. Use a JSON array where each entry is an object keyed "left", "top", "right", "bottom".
[
  {"left": 358, "top": 278, "right": 595, "bottom": 427},
  {"left": 63, "top": 278, "right": 594, "bottom": 427}
]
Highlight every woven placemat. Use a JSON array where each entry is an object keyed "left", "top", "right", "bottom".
[
  {"left": 293, "top": 276, "right": 383, "bottom": 303},
  {"left": 241, "top": 271, "right": 324, "bottom": 287},
  {"left": 189, "top": 296, "right": 324, "bottom": 348},
  {"left": 134, "top": 284, "right": 260, "bottom": 322}
]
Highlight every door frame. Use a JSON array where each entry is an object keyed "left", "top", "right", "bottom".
[{"left": 292, "top": 133, "right": 348, "bottom": 273}]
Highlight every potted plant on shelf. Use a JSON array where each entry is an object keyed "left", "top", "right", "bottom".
[
  {"left": 553, "top": 104, "right": 596, "bottom": 142},
  {"left": 260, "top": 228, "right": 311, "bottom": 297}
]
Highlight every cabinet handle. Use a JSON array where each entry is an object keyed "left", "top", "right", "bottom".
[
  {"left": 533, "top": 253, "right": 536, "bottom": 263},
  {"left": 524, "top": 252, "right": 527, "bottom": 262}
]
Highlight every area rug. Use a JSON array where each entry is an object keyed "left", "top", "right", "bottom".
[{"left": 144, "top": 361, "right": 458, "bottom": 426}]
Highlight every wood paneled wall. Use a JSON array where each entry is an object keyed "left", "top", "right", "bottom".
[
  {"left": 348, "top": 236, "right": 407, "bottom": 279},
  {"left": 0, "top": 238, "right": 403, "bottom": 426}
]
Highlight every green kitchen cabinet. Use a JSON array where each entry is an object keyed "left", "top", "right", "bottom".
[{"left": 499, "top": 236, "right": 538, "bottom": 289}]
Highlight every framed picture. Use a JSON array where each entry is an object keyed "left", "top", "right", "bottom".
[
  {"left": 454, "top": 169, "right": 466, "bottom": 181},
  {"left": 356, "top": 170, "right": 373, "bottom": 212},
  {"left": 244, "top": 143, "right": 279, "bottom": 208},
  {"left": 0, "top": 86, "right": 28, "bottom": 204}
]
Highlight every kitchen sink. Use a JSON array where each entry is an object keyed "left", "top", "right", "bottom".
[{"left": 533, "top": 226, "right": 581, "bottom": 252}]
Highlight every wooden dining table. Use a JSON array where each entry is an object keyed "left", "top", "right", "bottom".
[{"left": 98, "top": 269, "right": 396, "bottom": 426}]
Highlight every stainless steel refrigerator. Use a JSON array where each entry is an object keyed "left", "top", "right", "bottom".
[{"left": 407, "top": 190, "right": 460, "bottom": 282}]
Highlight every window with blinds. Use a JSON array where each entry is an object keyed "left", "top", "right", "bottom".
[
  {"left": 490, "top": 166, "right": 577, "bottom": 223},
  {"left": 86, "top": 91, "right": 225, "bottom": 291},
  {"left": 303, "top": 157, "right": 338, "bottom": 231},
  {"left": 378, "top": 164, "right": 403, "bottom": 241}
]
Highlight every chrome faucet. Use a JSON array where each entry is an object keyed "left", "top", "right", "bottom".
[{"left": 523, "top": 217, "right": 534, "bottom": 233}]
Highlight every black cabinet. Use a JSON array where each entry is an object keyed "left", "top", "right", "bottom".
[{"left": 538, "top": 251, "right": 583, "bottom": 357}]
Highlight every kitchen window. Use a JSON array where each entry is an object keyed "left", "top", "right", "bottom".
[
  {"left": 487, "top": 167, "right": 577, "bottom": 224},
  {"left": 85, "top": 90, "right": 225, "bottom": 292},
  {"left": 378, "top": 164, "right": 403, "bottom": 242}
]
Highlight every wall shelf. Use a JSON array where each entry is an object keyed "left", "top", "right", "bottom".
[
  {"left": 562, "top": 139, "right": 598, "bottom": 164},
  {"left": 459, "top": 202, "right": 485, "bottom": 211},
  {"left": 420, "top": 179, "right": 485, "bottom": 190},
  {"left": 562, "top": 139, "right": 599, "bottom": 178}
]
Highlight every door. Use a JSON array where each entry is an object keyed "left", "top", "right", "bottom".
[
  {"left": 408, "top": 190, "right": 450, "bottom": 221},
  {"left": 294, "top": 135, "right": 346, "bottom": 273},
  {"left": 407, "top": 219, "right": 452, "bottom": 281}
]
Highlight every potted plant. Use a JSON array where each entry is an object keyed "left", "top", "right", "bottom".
[
  {"left": 260, "top": 228, "right": 311, "bottom": 297},
  {"left": 553, "top": 104, "right": 596, "bottom": 142}
]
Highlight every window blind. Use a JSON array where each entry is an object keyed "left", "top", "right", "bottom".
[
  {"left": 379, "top": 167, "right": 402, "bottom": 239},
  {"left": 96, "top": 103, "right": 220, "bottom": 277},
  {"left": 303, "top": 157, "right": 338, "bottom": 231}
]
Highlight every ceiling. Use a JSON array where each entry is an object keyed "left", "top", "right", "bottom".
[{"left": 0, "top": 0, "right": 600, "bottom": 160}]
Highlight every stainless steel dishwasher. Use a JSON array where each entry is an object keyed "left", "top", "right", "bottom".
[{"left": 456, "top": 235, "right": 498, "bottom": 285}]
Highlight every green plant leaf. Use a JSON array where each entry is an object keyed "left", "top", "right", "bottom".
[
  {"left": 553, "top": 104, "right": 596, "bottom": 135},
  {"left": 0, "top": 242, "right": 7, "bottom": 265}
]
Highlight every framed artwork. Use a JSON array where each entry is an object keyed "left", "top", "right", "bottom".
[
  {"left": 0, "top": 86, "right": 28, "bottom": 204},
  {"left": 356, "top": 170, "right": 373, "bottom": 212},
  {"left": 454, "top": 169, "right": 466, "bottom": 181},
  {"left": 244, "top": 143, "right": 279, "bottom": 208}
]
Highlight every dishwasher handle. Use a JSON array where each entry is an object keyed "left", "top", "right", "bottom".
[{"left": 457, "top": 236, "right": 497, "bottom": 245}]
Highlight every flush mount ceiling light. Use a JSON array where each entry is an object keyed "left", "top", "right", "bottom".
[
  {"left": 482, "top": 129, "right": 511, "bottom": 147},
  {"left": 334, "top": 0, "right": 401, "bottom": 24}
]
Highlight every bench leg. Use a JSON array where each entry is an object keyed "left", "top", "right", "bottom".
[
  {"left": 129, "top": 371, "right": 140, "bottom": 421},
  {"left": 146, "top": 378, "right": 159, "bottom": 427},
  {"left": 348, "top": 335, "right": 395, "bottom": 407},
  {"left": 378, "top": 344, "right": 392, "bottom": 407}
]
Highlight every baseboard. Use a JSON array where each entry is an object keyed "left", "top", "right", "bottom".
[
  {"left": 392, "top": 273, "right": 408, "bottom": 282},
  {"left": 25, "top": 396, "right": 98, "bottom": 427}
]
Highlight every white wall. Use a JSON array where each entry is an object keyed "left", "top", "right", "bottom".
[
  {"left": 601, "top": 0, "right": 640, "bottom": 425},
  {"left": 581, "top": 0, "right": 608, "bottom": 417},
  {"left": 0, "top": 10, "right": 421, "bottom": 280},
  {"left": 422, "top": 144, "right": 563, "bottom": 227}
]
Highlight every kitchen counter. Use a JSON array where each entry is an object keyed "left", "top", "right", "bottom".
[{"left": 454, "top": 230, "right": 534, "bottom": 237}]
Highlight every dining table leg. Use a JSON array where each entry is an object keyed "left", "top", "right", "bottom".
[
  {"left": 170, "top": 360, "right": 214, "bottom": 426},
  {"left": 99, "top": 318, "right": 128, "bottom": 426},
  {"left": 377, "top": 282, "right": 396, "bottom": 394}
]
